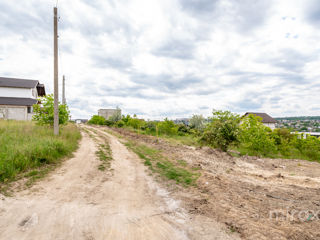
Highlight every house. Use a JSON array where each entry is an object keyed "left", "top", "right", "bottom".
[
  {"left": 98, "top": 108, "right": 121, "bottom": 120},
  {"left": 243, "top": 112, "right": 277, "bottom": 130},
  {"left": 0, "top": 77, "right": 46, "bottom": 121}
]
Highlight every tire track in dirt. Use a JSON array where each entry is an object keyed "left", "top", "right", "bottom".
[{"left": 0, "top": 126, "right": 237, "bottom": 240}]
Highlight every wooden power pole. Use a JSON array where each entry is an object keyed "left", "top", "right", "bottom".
[
  {"left": 54, "top": 7, "right": 59, "bottom": 135},
  {"left": 62, "top": 75, "right": 66, "bottom": 105}
]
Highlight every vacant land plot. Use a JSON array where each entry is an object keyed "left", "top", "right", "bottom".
[
  {"left": 110, "top": 127, "right": 320, "bottom": 240},
  {"left": 0, "top": 120, "right": 81, "bottom": 189}
]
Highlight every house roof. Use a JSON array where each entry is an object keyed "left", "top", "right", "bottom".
[
  {"left": 243, "top": 112, "right": 277, "bottom": 123},
  {"left": 0, "top": 97, "right": 38, "bottom": 106},
  {"left": 0, "top": 77, "right": 39, "bottom": 88}
]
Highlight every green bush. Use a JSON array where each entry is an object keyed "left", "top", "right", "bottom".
[
  {"left": 291, "top": 135, "right": 320, "bottom": 160},
  {"left": 127, "top": 118, "right": 145, "bottom": 129},
  {"left": 116, "top": 120, "right": 125, "bottom": 128},
  {"left": 177, "top": 124, "right": 190, "bottom": 135},
  {"left": 88, "top": 115, "right": 106, "bottom": 125},
  {"left": 122, "top": 114, "right": 132, "bottom": 126},
  {"left": 189, "top": 114, "right": 206, "bottom": 131},
  {"left": 157, "top": 118, "right": 178, "bottom": 136},
  {"left": 32, "top": 94, "right": 70, "bottom": 125},
  {"left": 104, "top": 119, "right": 114, "bottom": 126},
  {"left": 201, "top": 110, "right": 240, "bottom": 151},
  {"left": 239, "top": 114, "right": 277, "bottom": 156},
  {"left": 145, "top": 121, "right": 157, "bottom": 134}
]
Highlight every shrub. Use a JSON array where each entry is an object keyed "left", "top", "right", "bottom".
[
  {"left": 239, "top": 114, "right": 277, "bottom": 155},
  {"left": 32, "top": 94, "right": 70, "bottom": 125},
  {"left": 271, "top": 128, "right": 293, "bottom": 145},
  {"left": 104, "top": 119, "right": 114, "bottom": 126},
  {"left": 177, "top": 124, "right": 190, "bottom": 135},
  {"left": 121, "top": 115, "right": 132, "bottom": 126},
  {"left": 145, "top": 121, "right": 157, "bottom": 134},
  {"left": 291, "top": 135, "right": 320, "bottom": 160},
  {"left": 189, "top": 114, "right": 206, "bottom": 131},
  {"left": 127, "top": 118, "right": 145, "bottom": 129},
  {"left": 201, "top": 110, "right": 240, "bottom": 151},
  {"left": 88, "top": 115, "right": 106, "bottom": 125},
  {"left": 157, "top": 118, "right": 178, "bottom": 136},
  {"left": 116, "top": 120, "right": 125, "bottom": 128}
]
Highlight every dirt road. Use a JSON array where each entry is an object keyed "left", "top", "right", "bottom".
[
  {"left": 0, "top": 126, "right": 236, "bottom": 240},
  {"left": 112, "top": 127, "right": 320, "bottom": 240}
]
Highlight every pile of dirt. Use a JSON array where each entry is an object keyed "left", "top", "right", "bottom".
[{"left": 110, "top": 127, "right": 320, "bottom": 240}]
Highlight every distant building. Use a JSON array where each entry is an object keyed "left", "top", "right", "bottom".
[
  {"left": 243, "top": 112, "right": 277, "bottom": 130},
  {"left": 98, "top": 108, "right": 121, "bottom": 120},
  {"left": 74, "top": 119, "right": 88, "bottom": 124},
  {"left": 0, "top": 77, "right": 46, "bottom": 121}
]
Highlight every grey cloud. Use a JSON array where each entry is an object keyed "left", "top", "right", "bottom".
[
  {"left": 152, "top": 39, "right": 195, "bottom": 59},
  {"left": 92, "top": 55, "right": 132, "bottom": 69},
  {"left": 98, "top": 85, "right": 166, "bottom": 100},
  {"left": 61, "top": 3, "right": 136, "bottom": 43},
  {"left": 179, "top": 0, "right": 219, "bottom": 18},
  {"left": 179, "top": 0, "right": 272, "bottom": 32},
  {"left": 230, "top": 96, "right": 264, "bottom": 112},
  {"left": 229, "top": 0, "right": 271, "bottom": 32},
  {"left": 0, "top": 2, "right": 51, "bottom": 40},
  {"left": 306, "top": 0, "right": 320, "bottom": 26},
  {"left": 131, "top": 73, "right": 202, "bottom": 92},
  {"left": 268, "top": 49, "right": 316, "bottom": 73},
  {"left": 227, "top": 68, "right": 307, "bottom": 86}
]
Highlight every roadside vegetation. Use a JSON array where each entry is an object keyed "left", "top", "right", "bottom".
[
  {"left": 0, "top": 120, "right": 81, "bottom": 187},
  {"left": 88, "top": 110, "right": 320, "bottom": 162},
  {"left": 33, "top": 94, "right": 70, "bottom": 125},
  {"left": 124, "top": 140, "right": 199, "bottom": 186}
]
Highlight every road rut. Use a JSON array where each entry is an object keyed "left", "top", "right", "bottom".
[{"left": 0, "top": 127, "right": 236, "bottom": 240}]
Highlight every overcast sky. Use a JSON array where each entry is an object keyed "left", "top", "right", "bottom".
[{"left": 0, "top": 0, "right": 319, "bottom": 119}]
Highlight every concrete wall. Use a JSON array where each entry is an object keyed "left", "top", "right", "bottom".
[
  {"left": 0, "top": 105, "right": 30, "bottom": 121},
  {"left": 98, "top": 109, "right": 121, "bottom": 120},
  {"left": 0, "top": 87, "right": 35, "bottom": 98}
]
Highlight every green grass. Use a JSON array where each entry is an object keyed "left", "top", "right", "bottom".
[
  {"left": 96, "top": 143, "right": 113, "bottom": 171},
  {"left": 124, "top": 140, "right": 200, "bottom": 186},
  {"left": 234, "top": 145, "right": 320, "bottom": 162},
  {"left": 0, "top": 120, "right": 81, "bottom": 185}
]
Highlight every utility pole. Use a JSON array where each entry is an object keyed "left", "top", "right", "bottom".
[
  {"left": 62, "top": 75, "right": 66, "bottom": 105},
  {"left": 54, "top": 7, "right": 59, "bottom": 135}
]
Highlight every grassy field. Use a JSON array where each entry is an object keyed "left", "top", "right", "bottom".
[{"left": 0, "top": 120, "right": 81, "bottom": 185}]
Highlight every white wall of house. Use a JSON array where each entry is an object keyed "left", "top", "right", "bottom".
[
  {"left": 0, "top": 87, "right": 35, "bottom": 98},
  {"left": 263, "top": 123, "right": 276, "bottom": 130},
  {"left": 0, "top": 105, "right": 33, "bottom": 121}
]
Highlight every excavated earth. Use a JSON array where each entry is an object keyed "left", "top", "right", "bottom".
[{"left": 110, "top": 127, "right": 320, "bottom": 240}]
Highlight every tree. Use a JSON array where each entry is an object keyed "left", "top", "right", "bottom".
[
  {"left": 157, "top": 118, "right": 178, "bottom": 136},
  {"left": 108, "top": 107, "right": 122, "bottom": 122},
  {"left": 32, "top": 94, "right": 69, "bottom": 125},
  {"left": 239, "top": 114, "right": 276, "bottom": 155},
  {"left": 189, "top": 114, "right": 205, "bottom": 131},
  {"left": 201, "top": 110, "right": 240, "bottom": 151}
]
